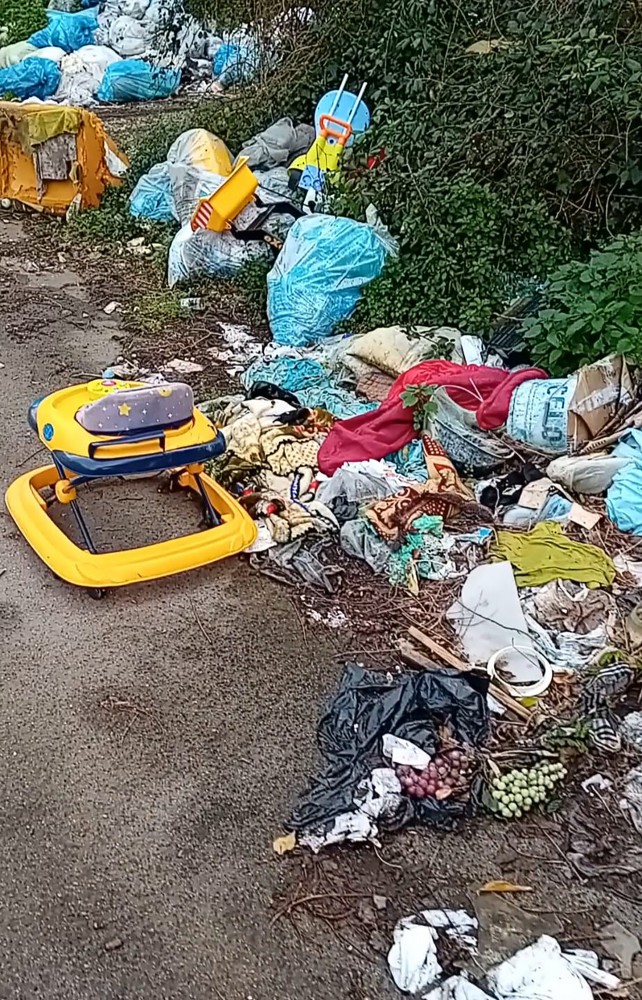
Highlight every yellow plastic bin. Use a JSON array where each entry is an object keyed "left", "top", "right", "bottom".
[{"left": 191, "top": 156, "right": 258, "bottom": 232}]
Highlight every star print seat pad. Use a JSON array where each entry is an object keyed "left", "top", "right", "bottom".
[{"left": 76, "top": 383, "right": 195, "bottom": 435}]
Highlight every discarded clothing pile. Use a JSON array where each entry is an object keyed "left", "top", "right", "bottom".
[
  {"left": 318, "top": 361, "right": 547, "bottom": 475},
  {"left": 212, "top": 394, "right": 338, "bottom": 545}
]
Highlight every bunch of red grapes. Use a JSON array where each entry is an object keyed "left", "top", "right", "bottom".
[{"left": 395, "top": 748, "right": 473, "bottom": 800}]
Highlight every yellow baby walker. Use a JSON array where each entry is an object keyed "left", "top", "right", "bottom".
[{"left": 5, "top": 378, "right": 257, "bottom": 598}]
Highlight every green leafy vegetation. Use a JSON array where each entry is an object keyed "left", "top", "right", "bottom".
[
  {"left": 524, "top": 233, "right": 642, "bottom": 375},
  {"left": 128, "top": 289, "right": 190, "bottom": 332},
  {"left": 234, "top": 255, "right": 271, "bottom": 323},
  {"left": 0, "top": 0, "right": 46, "bottom": 45},
  {"left": 74, "top": 0, "right": 642, "bottom": 350},
  {"left": 401, "top": 384, "right": 439, "bottom": 432}
]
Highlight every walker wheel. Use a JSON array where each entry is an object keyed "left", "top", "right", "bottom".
[
  {"left": 87, "top": 587, "right": 107, "bottom": 600},
  {"left": 55, "top": 479, "right": 77, "bottom": 504}
]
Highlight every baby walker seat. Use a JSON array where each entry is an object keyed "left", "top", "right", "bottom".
[{"left": 5, "top": 379, "right": 257, "bottom": 596}]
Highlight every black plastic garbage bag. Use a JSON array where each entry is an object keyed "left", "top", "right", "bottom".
[{"left": 290, "top": 663, "right": 489, "bottom": 833}]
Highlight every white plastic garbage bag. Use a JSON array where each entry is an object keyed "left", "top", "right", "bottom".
[
  {"left": 55, "top": 68, "right": 98, "bottom": 104},
  {"left": 60, "top": 44, "right": 122, "bottom": 85},
  {"left": 29, "top": 45, "right": 67, "bottom": 63},
  {"left": 488, "top": 936, "right": 593, "bottom": 999},
  {"left": 547, "top": 453, "right": 630, "bottom": 495},
  {"left": 107, "top": 15, "right": 153, "bottom": 57},
  {"left": 118, "top": 0, "right": 151, "bottom": 18},
  {"left": 0, "top": 41, "right": 37, "bottom": 69},
  {"left": 237, "top": 116, "right": 301, "bottom": 169}
]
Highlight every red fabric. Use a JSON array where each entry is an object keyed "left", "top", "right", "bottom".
[{"left": 318, "top": 361, "right": 547, "bottom": 476}]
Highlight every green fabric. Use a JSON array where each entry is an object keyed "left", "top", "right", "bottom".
[
  {"left": 13, "top": 106, "right": 82, "bottom": 153},
  {"left": 388, "top": 514, "right": 446, "bottom": 590},
  {"left": 492, "top": 521, "right": 615, "bottom": 588}
]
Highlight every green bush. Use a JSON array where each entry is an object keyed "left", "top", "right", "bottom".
[
  {"left": 0, "top": 0, "right": 46, "bottom": 45},
  {"left": 339, "top": 175, "right": 570, "bottom": 332},
  {"left": 319, "top": 0, "right": 642, "bottom": 331},
  {"left": 235, "top": 255, "right": 271, "bottom": 322},
  {"left": 524, "top": 233, "right": 642, "bottom": 375},
  {"left": 70, "top": 0, "right": 642, "bottom": 344}
]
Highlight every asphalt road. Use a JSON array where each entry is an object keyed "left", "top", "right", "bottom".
[{"left": 0, "top": 217, "right": 393, "bottom": 1000}]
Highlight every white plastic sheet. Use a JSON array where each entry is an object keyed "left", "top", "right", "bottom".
[
  {"left": 388, "top": 910, "right": 478, "bottom": 994},
  {"left": 446, "top": 562, "right": 542, "bottom": 683},
  {"left": 488, "top": 936, "right": 593, "bottom": 999},
  {"left": 106, "top": 14, "right": 153, "bottom": 57}
]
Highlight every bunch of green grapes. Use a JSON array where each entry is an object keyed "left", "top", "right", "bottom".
[{"left": 489, "top": 762, "right": 567, "bottom": 819}]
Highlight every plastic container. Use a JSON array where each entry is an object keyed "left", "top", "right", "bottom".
[
  {"left": 507, "top": 376, "right": 577, "bottom": 455},
  {"left": 190, "top": 156, "right": 257, "bottom": 232}
]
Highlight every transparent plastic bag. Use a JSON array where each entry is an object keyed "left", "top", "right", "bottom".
[
  {"left": 167, "top": 221, "right": 267, "bottom": 287},
  {"left": 129, "top": 162, "right": 174, "bottom": 221},
  {"left": 166, "top": 128, "right": 233, "bottom": 175},
  {"left": 168, "top": 165, "right": 225, "bottom": 225}
]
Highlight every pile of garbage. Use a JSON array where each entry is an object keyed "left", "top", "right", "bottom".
[
  {"left": 387, "top": 915, "right": 622, "bottom": 999},
  {"left": 127, "top": 121, "right": 318, "bottom": 283},
  {"left": 0, "top": 0, "right": 310, "bottom": 105},
  {"left": 171, "top": 186, "right": 642, "bottom": 857}
]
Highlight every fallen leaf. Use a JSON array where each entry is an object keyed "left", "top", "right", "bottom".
[
  {"left": 465, "top": 38, "right": 512, "bottom": 54},
  {"left": 272, "top": 831, "right": 296, "bottom": 855},
  {"left": 479, "top": 880, "right": 533, "bottom": 894}
]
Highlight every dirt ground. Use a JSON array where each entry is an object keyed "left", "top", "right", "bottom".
[{"left": 1, "top": 210, "right": 641, "bottom": 999}]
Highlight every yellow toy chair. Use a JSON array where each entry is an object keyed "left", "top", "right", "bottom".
[{"left": 5, "top": 379, "right": 257, "bottom": 597}]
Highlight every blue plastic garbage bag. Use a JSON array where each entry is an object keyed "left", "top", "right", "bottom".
[
  {"left": 97, "top": 60, "right": 181, "bottom": 103},
  {"left": 129, "top": 163, "right": 174, "bottom": 222},
  {"left": 0, "top": 58, "right": 61, "bottom": 100},
  {"left": 212, "top": 40, "right": 260, "bottom": 87},
  {"left": 267, "top": 215, "right": 393, "bottom": 347},
  {"left": 606, "top": 429, "right": 642, "bottom": 534},
  {"left": 29, "top": 9, "right": 98, "bottom": 52}
]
